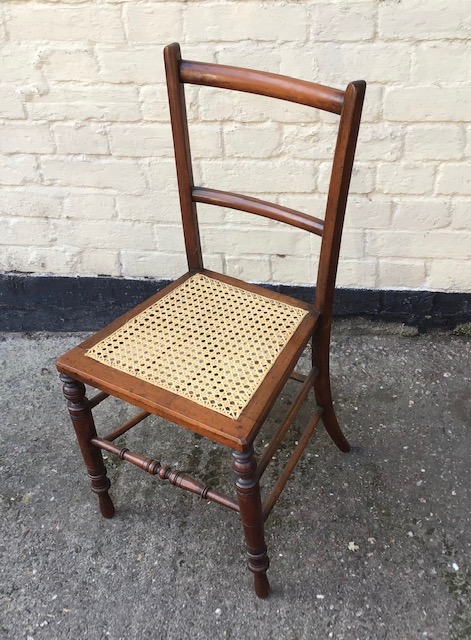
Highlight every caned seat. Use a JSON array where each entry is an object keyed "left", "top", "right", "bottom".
[{"left": 57, "top": 43, "right": 366, "bottom": 598}]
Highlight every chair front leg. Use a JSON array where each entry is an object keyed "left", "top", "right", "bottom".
[
  {"left": 61, "top": 374, "right": 115, "bottom": 519},
  {"left": 232, "top": 447, "right": 270, "bottom": 598}
]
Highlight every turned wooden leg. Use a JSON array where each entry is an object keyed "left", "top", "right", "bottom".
[
  {"left": 232, "top": 448, "right": 270, "bottom": 598},
  {"left": 61, "top": 374, "right": 115, "bottom": 519},
  {"left": 312, "top": 320, "right": 351, "bottom": 453}
]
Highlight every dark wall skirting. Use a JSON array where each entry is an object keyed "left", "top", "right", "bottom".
[{"left": 1, "top": 273, "right": 470, "bottom": 332}]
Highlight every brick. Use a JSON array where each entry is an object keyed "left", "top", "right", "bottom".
[
  {"left": 53, "top": 122, "right": 109, "bottom": 155},
  {"left": 377, "top": 259, "right": 426, "bottom": 289},
  {"left": 28, "top": 84, "right": 141, "bottom": 122},
  {"left": 98, "top": 48, "right": 163, "bottom": 85},
  {"left": 384, "top": 87, "right": 471, "bottom": 123},
  {"left": 450, "top": 200, "right": 470, "bottom": 230},
  {"left": 154, "top": 225, "right": 186, "bottom": 253},
  {"left": 1, "top": 217, "right": 53, "bottom": 246},
  {"left": 189, "top": 125, "right": 222, "bottom": 159},
  {"left": 0, "top": 156, "right": 37, "bottom": 185},
  {"left": 124, "top": 4, "right": 183, "bottom": 43},
  {"left": 0, "top": 123, "right": 54, "bottom": 154},
  {"left": 144, "top": 159, "right": 179, "bottom": 193},
  {"left": 109, "top": 124, "right": 173, "bottom": 157},
  {"left": 42, "top": 158, "right": 146, "bottom": 193},
  {"left": 356, "top": 124, "right": 403, "bottom": 161},
  {"left": 226, "top": 255, "right": 272, "bottom": 282},
  {"left": 270, "top": 256, "right": 316, "bottom": 284},
  {"left": 79, "top": 249, "right": 120, "bottom": 276},
  {"left": 404, "top": 125, "right": 464, "bottom": 161},
  {"left": 0, "top": 84, "right": 25, "bottom": 119},
  {"left": 216, "top": 44, "right": 281, "bottom": 73},
  {"left": 1, "top": 45, "right": 44, "bottom": 83},
  {"left": 337, "top": 229, "right": 365, "bottom": 259},
  {"left": 436, "top": 164, "right": 471, "bottom": 195},
  {"left": 116, "top": 195, "right": 180, "bottom": 223},
  {"left": 200, "top": 225, "right": 311, "bottom": 257},
  {"left": 345, "top": 196, "right": 393, "bottom": 229},
  {"left": 120, "top": 251, "right": 186, "bottom": 279},
  {"left": 200, "top": 160, "right": 316, "bottom": 194},
  {"left": 140, "top": 85, "right": 169, "bottom": 122},
  {"left": 367, "top": 230, "right": 471, "bottom": 259},
  {"left": 428, "top": 259, "right": 471, "bottom": 291},
  {"left": 376, "top": 163, "right": 435, "bottom": 195},
  {"left": 282, "top": 124, "right": 336, "bottom": 160},
  {"left": 379, "top": 0, "right": 471, "bottom": 41},
  {"left": 185, "top": 4, "right": 308, "bottom": 43},
  {"left": 6, "top": 5, "right": 125, "bottom": 43},
  {"left": 312, "top": 44, "right": 411, "bottom": 84},
  {"left": 55, "top": 219, "right": 156, "bottom": 251},
  {"left": 412, "top": 43, "right": 471, "bottom": 83},
  {"left": 393, "top": 198, "right": 450, "bottom": 230},
  {"left": 63, "top": 194, "right": 116, "bottom": 220},
  {"left": 0, "top": 190, "right": 62, "bottom": 218},
  {"left": 1, "top": 246, "right": 81, "bottom": 274},
  {"left": 336, "top": 258, "right": 377, "bottom": 288},
  {"left": 224, "top": 123, "right": 281, "bottom": 159},
  {"left": 311, "top": 4, "right": 375, "bottom": 42},
  {"left": 40, "top": 48, "right": 99, "bottom": 82}
]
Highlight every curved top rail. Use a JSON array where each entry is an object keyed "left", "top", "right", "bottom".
[{"left": 179, "top": 60, "right": 344, "bottom": 115}]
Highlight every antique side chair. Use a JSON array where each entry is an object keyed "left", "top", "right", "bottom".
[{"left": 56, "top": 43, "right": 366, "bottom": 598}]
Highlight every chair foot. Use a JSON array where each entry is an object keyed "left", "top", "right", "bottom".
[
  {"left": 61, "top": 374, "right": 115, "bottom": 519},
  {"left": 233, "top": 448, "right": 270, "bottom": 598},
  {"left": 254, "top": 571, "right": 270, "bottom": 598}
]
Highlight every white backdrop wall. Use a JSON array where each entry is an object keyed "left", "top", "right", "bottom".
[{"left": 0, "top": 0, "right": 470, "bottom": 292}]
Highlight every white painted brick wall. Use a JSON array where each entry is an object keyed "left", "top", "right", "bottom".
[{"left": 0, "top": 0, "right": 470, "bottom": 293}]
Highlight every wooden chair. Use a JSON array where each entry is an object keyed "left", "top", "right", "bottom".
[{"left": 56, "top": 43, "right": 366, "bottom": 598}]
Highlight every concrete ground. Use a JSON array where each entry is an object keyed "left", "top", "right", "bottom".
[{"left": 1, "top": 327, "right": 470, "bottom": 640}]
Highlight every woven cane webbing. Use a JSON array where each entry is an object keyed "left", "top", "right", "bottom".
[{"left": 85, "top": 273, "right": 309, "bottom": 420}]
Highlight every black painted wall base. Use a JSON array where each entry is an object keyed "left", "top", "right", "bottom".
[{"left": 1, "top": 273, "right": 470, "bottom": 332}]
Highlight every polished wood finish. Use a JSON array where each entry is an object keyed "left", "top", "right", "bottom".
[
  {"left": 257, "top": 367, "right": 317, "bottom": 478},
  {"left": 92, "top": 437, "right": 239, "bottom": 513},
  {"left": 180, "top": 59, "right": 344, "bottom": 115},
  {"left": 57, "top": 269, "right": 319, "bottom": 452},
  {"left": 88, "top": 391, "right": 109, "bottom": 409},
  {"left": 57, "top": 43, "right": 366, "bottom": 598},
  {"left": 233, "top": 448, "right": 270, "bottom": 598},
  {"left": 262, "top": 407, "right": 323, "bottom": 521},
  {"left": 61, "top": 374, "right": 114, "bottom": 519},
  {"left": 192, "top": 187, "right": 324, "bottom": 236},
  {"left": 102, "top": 410, "right": 150, "bottom": 442},
  {"left": 164, "top": 43, "right": 203, "bottom": 270},
  {"left": 313, "top": 80, "right": 366, "bottom": 452}
]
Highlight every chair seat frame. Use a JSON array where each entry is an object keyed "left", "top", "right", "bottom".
[{"left": 57, "top": 43, "right": 366, "bottom": 598}]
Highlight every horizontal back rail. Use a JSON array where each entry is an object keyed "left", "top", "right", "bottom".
[
  {"left": 192, "top": 187, "right": 324, "bottom": 236},
  {"left": 180, "top": 60, "right": 344, "bottom": 115}
]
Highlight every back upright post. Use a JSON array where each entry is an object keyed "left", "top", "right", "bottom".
[
  {"left": 313, "top": 80, "right": 366, "bottom": 452},
  {"left": 164, "top": 43, "right": 203, "bottom": 270}
]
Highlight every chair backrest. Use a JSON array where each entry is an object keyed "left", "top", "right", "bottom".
[{"left": 164, "top": 43, "right": 366, "bottom": 319}]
